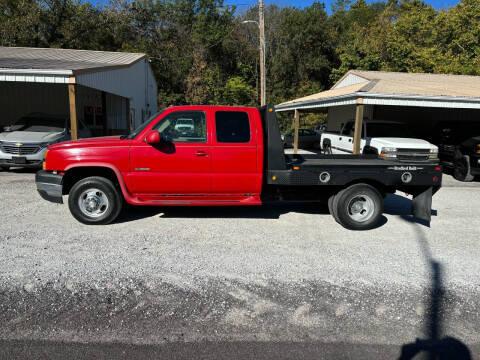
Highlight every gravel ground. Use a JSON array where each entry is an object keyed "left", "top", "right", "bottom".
[{"left": 0, "top": 169, "right": 479, "bottom": 358}]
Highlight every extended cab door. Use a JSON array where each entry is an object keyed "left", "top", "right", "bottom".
[
  {"left": 210, "top": 108, "right": 261, "bottom": 196},
  {"left": 130, "top": 109, "right": 212, "bottom": 196},
  {"left": 333, "top": 121, "right": 354, "bottom": 153},
  {"left": 335, "top": 121, "right": 367, "bottom": 153}
]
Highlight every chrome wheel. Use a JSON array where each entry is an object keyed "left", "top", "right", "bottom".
[
  {"left": 78, "top": 188, "right": 109, "bottom": 218},
  {"left": 347, "top": 194, "right": 375, "bottom": 223}
]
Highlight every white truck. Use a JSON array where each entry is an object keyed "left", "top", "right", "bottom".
[{"left": 321, "top": 120, "right": 438, "bottom": 162}]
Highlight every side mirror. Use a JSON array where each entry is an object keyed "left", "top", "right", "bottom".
[{"left": 145, "top": 130, "right": 160, "bottom": 145}]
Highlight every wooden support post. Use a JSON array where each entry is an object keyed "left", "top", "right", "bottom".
[
  {"left": 293, "top": 109, "right": 300, "bottom": 154},
  {"left": 353, "top": 98, "right": 364, "bottom": 155},
  {"left": 68, "top": 83, "right": 78, "bottom": 140}
]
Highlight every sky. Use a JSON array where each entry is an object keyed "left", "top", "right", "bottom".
[
  {"left": 90, "top": 0, "right": 461, "bottom": 11},
  {"left": 222, "top": 0, "right": 460, "bottom": 12}
]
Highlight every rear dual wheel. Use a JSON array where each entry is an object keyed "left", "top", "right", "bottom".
[{"left": 330, "top": 184, "right": 383, "bottom": 230}]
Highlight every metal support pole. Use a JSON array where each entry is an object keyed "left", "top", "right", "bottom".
[
  {"left": 353, "top": 98, "right": 364, "bottom": 155},
  {"left": 294, "top": 109, "right": 300, "bottom": 154}
]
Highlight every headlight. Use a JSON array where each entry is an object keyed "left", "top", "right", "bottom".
[
  {"left": 380, "top": 147, "right": 398, "bottom": 158},
  {"left": 382, "top": 147, "right": 397, "bottom": 153},
  {"left": 429, "top": 148, "right": 439, "bottom": 159}
]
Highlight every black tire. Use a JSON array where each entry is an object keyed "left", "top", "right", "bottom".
[
  {"left": 327, "top": 194, "right": 335, "bottom": 215},
  {"left": 68, "top": 176, "right": 122, "bottom": 225},
  {"left": 333, "top": 184, "right": 383, "bottom": 230},
  {"left": 453, "top": 155, "right": 474, "bottom": 182},
  {"left": 328, "top": 193, "right": 342, "bottom": 224},
  {"left": 322, "top": 139, "right": 332, "bottom": 154}
]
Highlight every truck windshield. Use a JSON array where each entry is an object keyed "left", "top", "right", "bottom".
[
  {"left": 367, "top": 123, "right": 413, "bottom": 138},
  {"left": 123, "top": 110, "right": 165, "bottom": 140}
]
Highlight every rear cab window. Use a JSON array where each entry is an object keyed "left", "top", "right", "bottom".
[{"left": 215, "top": 111, "right": 251, "bottom": 143}]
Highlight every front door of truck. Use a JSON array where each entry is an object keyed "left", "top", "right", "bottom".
[{"left": 130, "top": 109, "right": 212, "bottom": 196}]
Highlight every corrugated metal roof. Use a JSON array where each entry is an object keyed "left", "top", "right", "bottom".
[
  {"left": 334, "top": 70, "right": 480, "bottom": 97},
  {"left": 277, "top": 82, "right": 369, "bottom": 106},
  {"left": 276, "top": 70, "right": 480, "bottom": 111},
  {"left": 0, "top": 46, "right": 146, "bottom": 74}
]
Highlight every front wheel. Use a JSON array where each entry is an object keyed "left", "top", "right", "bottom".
[
  {"left": 332, "top": 184, "right": 383, "bottom": 230},
  {"left": 453, "top": 155, "right": 474, "bottom": 182},
  {"left": 68, "top": 176, "right": 122, "bottom": 225},
  {"left": 322, "top": 140, "right": 332, "bottom": 154}
]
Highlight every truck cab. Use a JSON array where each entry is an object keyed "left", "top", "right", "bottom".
[{"left": 36, "top": 105, "right": 442, "bottom": 230}]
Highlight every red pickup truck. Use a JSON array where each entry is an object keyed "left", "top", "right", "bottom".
[{"left": 36, "top": 105, "right": 441, "bottom": 230}]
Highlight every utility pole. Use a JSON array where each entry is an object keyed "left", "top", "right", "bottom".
[
  {"left": 259, "top": 0, "right": 266, "bottom": 106},
  {"left": 241, "top": 1, "right": 266, "bottom": 106}
]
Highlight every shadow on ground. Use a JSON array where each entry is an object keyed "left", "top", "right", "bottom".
[
  {"left": 116, "top": 202, "right": 330, "bottom": 223},
  {"left": 384, "top": 194, "right": 437, "bottom": 227},
  {"left": 116, "top": 194, "right": 421, "bottom": 227},
  {"left": 398, "top": 220, "right": 472, "bottom": 360}
]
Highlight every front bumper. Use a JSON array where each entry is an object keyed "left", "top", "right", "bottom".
[
  {"left": 0, "top": 159, "right": 43, "bottom": 168},
  {"left": 35, "top": 170, "right": 64, "bottom": 204}
]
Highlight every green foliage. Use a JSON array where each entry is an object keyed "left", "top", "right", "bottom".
[
  {"left": 0, "top": 0, "right": 478, "bottom": 129},
  {"left": 222, "top": 76, "right": 256, "bottom": 106}
]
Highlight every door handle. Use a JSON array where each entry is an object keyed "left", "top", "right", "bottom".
[
  {"left": 348, "top": 139, "right": 352, "bottom": 142},
  {"left": 339, "top": 137, "right": 342, "bottom": 140},
  {"left": 195, "top": 150, "right": 209, "bottom": 157}
]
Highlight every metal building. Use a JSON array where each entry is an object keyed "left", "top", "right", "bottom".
[
  {"left": 276, "top": 70, "right": 480, "bottom": 154},
  {"left": 0, "top": 47, "right": 158, "bottom": 138}
]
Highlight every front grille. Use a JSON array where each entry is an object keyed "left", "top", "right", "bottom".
[
  {"left": 1, "top": 143, "right": 41, "bottom": 155},
  {"left": 397, "top": 154, "right": 430, "bottom": 161},
  {"left": 396, "top": 149, "right": 431, "bottom": 162},
  {"left": 396, "top": 148, "right": 430, "bottom": 154}
]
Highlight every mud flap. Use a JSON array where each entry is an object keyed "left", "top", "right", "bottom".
[{"left": 412, "top": 186, "right": 433, "bottom": 223}]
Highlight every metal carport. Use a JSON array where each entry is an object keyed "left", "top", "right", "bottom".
[
  {"left": 276, "top": 70, "right": 480, "bottom": 154},
  {"left": 0, "top": 47, "right": 158, "bottom": 139}
]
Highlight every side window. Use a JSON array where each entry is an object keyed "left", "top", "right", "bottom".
[
  {"left": 153, "top": 111, "right": 207, "bottom": 143},
  {"left": 342, "top": 122, "right": 353, "bottom": 136},
  {"left": 215, "top": 111, "right": 250, "bottom": 143}
]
